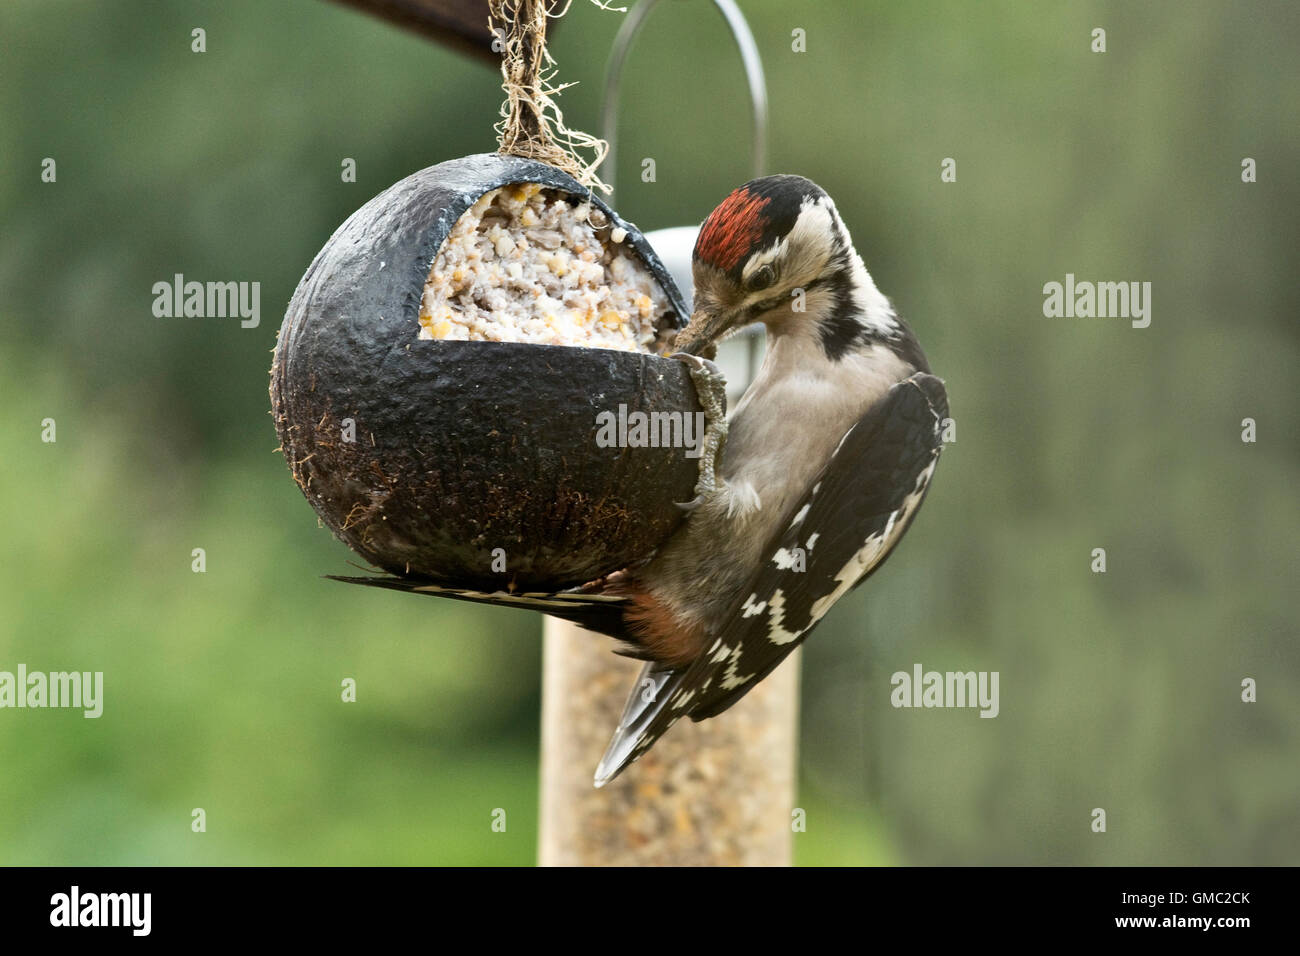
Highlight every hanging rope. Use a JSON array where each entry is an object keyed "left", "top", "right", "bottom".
[{"left": 490, "top": 0, "right": 621, "bottom": 194}]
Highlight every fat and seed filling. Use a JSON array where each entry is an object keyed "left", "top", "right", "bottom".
[{"left": 419, "top": 183, "right": 674, "bottom": 352}]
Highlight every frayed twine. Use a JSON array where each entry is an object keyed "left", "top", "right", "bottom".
[{"left": 490, "top": 0, "right": 624, "bottom": 195}]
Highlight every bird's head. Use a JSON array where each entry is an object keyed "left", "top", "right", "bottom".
[{"left": 675, "top": 175, "right": 853, "bottom": 355}]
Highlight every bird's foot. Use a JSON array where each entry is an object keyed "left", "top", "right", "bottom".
[{"left": 671, "top": 352, "right": 728, "bottom": 508}]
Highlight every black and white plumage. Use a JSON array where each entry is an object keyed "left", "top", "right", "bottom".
[
  {"left": 335, "top": 175, "right": 948, "bottom": 786},
  {"left": 594, "top": 371, "right": 945, "bottom": 781}
]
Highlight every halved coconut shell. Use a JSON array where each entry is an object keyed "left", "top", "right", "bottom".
[{"left": 271, "top": 154, "right": 704, "bottom": 590}]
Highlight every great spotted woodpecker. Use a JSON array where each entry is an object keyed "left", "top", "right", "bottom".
[{"left": 337, "top": 175, "right": 948, "bottom": 786}]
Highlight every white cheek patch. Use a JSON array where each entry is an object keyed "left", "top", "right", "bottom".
[
  {"left": 780, "top": 200, "right": 836, "bottom": 284},
  {"left": 739, "top": 197, "right": 837, "bottom": 299},
  {"left": 742, "top": 236, "right": 787, "bottom": 282}
]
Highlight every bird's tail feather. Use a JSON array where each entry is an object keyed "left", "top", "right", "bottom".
[
  {"left": 593, "top": 662, "right": 691, "bottom": 787},
  {"left": 327, "top": 575, "right": 632, "bottom": 641}
]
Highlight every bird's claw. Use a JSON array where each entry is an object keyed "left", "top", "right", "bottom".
[
  {"left": 670, "top": 352, "right": 727, "bottom": 416},
  {"left": 671, "top": 351, "right": 728, "bottom": 502},
  {"left": 669, "top": 351, "right": 711, "bottom": 371}
]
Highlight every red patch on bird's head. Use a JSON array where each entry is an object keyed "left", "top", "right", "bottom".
[{"left": 694, "top": 187, "right": 772, "bottom": 274}]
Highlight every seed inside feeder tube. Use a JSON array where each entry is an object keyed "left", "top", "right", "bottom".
[{"left": 419, "top": 184, "right": 674, "bottom": 352}]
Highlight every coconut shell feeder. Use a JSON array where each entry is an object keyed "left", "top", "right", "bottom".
[
  {"left": 270, "top": 153, "right": 698, "bottom": 589},
  {"left": 285, "top": 0, "right": 797, "bottom": 866}
]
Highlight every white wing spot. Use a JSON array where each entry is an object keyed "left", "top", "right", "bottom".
[
  {"left": 808, "top": 458, "right": 937, "bottom": 621},
  {"left": 771, "top": 548, "right": 802, "bottom": 570},
  {"left": 719, "top": 645, "right": 755, "bottom": 691},
  {"left": 763, "top": 589, "right": 806, "bottom": 646}
]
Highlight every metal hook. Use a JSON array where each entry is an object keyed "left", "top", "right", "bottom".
[{"left": 601, "top": 0, "right": 768, "bottom": 198}]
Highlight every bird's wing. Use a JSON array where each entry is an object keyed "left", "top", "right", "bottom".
[
  {"left": 327, "top": 575, "right": 633, "bottom": 641},
  {"left": 595, "top": 372, "right": 948, "bottom": 785}
]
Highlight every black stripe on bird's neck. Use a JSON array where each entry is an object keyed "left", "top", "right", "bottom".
[
  {"left": 809, "top": 264, "right": 868, "bottom": 361},
  {"left": 806, "top": 264, "right": 931, "bottom": 370}
]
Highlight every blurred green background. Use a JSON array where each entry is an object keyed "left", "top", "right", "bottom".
[{"left": 1, "top": 0, "right": 1297, "bottom": 865}]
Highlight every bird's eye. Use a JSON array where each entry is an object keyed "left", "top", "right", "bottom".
[{"left": 746, "top": 264, "right": 777, "bottom": 292}]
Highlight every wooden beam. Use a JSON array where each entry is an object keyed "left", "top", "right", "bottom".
[{"left": 539, "top": 617, "right": 799, "bottom": 866}]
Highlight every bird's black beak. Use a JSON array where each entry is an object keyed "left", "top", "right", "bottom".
[{"left": 673, "top": 307, "right": 731, "bottom": 357}]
